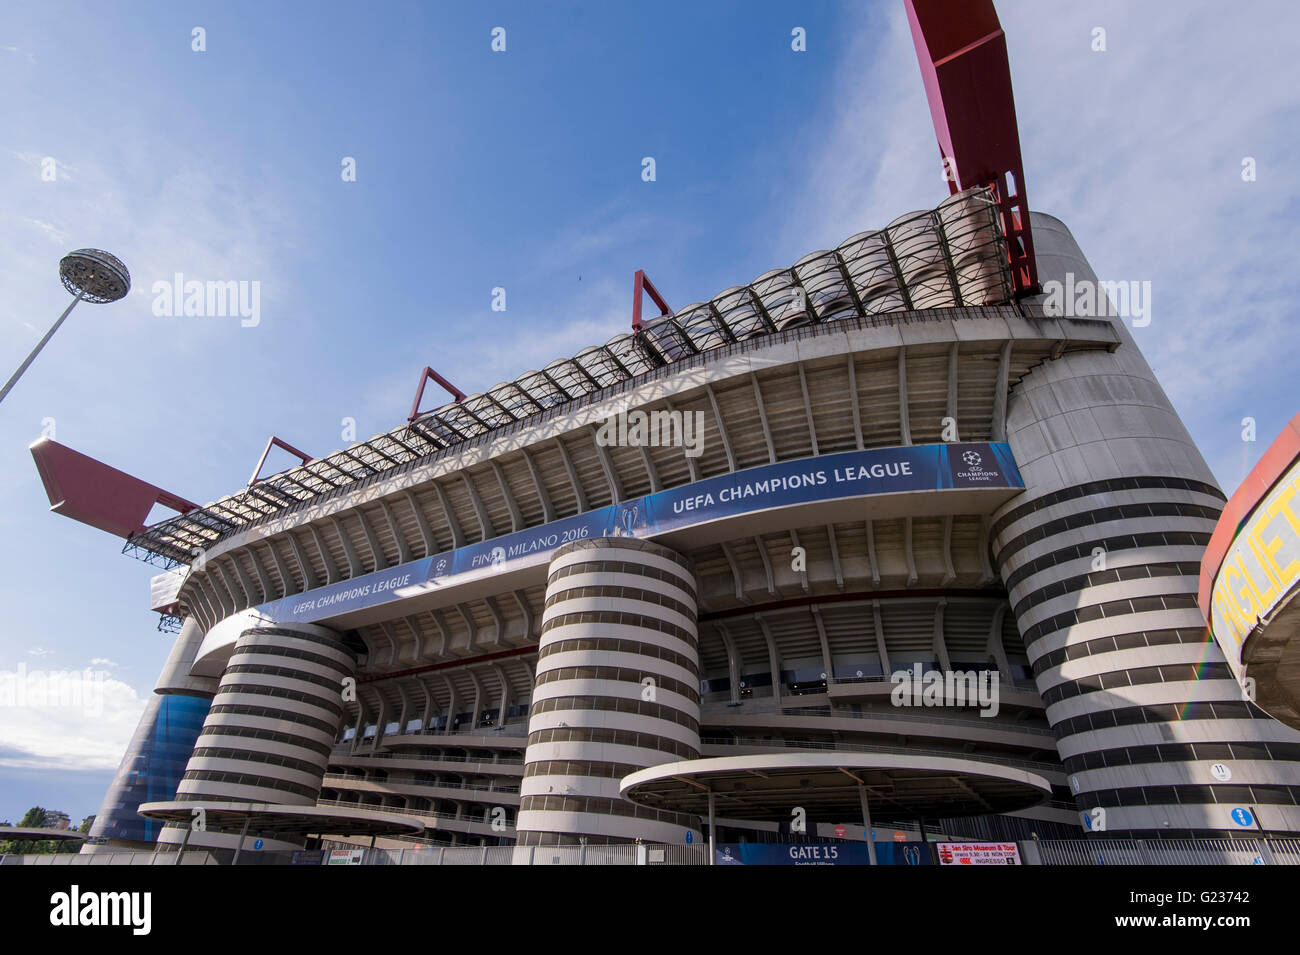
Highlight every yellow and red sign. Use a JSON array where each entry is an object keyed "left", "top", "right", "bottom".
[{"left": 1202, "top": 413, "right": 1300, "bottom": 680}]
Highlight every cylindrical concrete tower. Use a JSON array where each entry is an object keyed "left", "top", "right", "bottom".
[
  {"left": 154, "top": 623, "right": 356, "bottom": 852},
  {"left": 174, "top": 623, "right": 355, "bottom": 806},
  {"left": 516, "top": 537, "right": 702, "bottom": 845},
  {"left": 993, "top": 213, "right": 1300, "bottom": 837}
]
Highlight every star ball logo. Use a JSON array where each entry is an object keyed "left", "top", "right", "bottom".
[{"left": 954, "top": 446, "right": 1000, "bottom": 484}]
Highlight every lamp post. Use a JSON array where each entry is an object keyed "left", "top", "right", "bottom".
[{"left": 0, "top": 248, "right": 130, "bottom": 406}]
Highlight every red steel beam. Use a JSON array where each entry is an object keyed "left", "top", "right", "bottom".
[
  {"left": 408, "top": 366, "right": 467, "bottom": 422},
  {"left": 631, "top": 269, "right": 673, "bottom": 332},
  {"left": 30, "top": 438, "right": 199, "bottom": 539},
  {"left": 905, "top": 0, "right": 1039, "bottom": 295},
  {"left": 248, "top": 435, "right": 314, "bottom": 486}
]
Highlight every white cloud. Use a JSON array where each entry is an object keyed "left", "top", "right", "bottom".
[
  {"left": 22, "top": 217, "right": 68, "bottom": 245},
  {"left": 0, "top": 666, "right": 146, "bottom": 771}
]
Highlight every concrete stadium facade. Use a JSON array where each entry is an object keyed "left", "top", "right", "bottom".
[{"left": 86, "top": 198, "right": 1300, "bottom": 852}]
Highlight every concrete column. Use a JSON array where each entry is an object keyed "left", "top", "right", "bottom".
[
  {"left": 992, "top": 213, "right": 1300, "bottom": 837},
  {"left": 516, "top": 537, "right": 702, "bottom": 847},
  {"left": 859, "top": 785, "right": 877, "bottom": 866},
  {"left": 159, "top": 622, "right": 356, "bottom": 853}
]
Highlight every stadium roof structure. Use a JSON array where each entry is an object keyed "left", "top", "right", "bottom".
[
  {"left": 621, "top": 752, "right": 1051, "bottom": 821},
  {"left": 117, "top": 187, "right": 1012, "bottom": 569}
]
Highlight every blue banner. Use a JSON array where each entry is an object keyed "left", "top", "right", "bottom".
[
  {"left": 258, "top": 442, "right": 1021, "bottom": 625},
  {"left": 714, "top": 842, "right": 932, "bottom": 865}
]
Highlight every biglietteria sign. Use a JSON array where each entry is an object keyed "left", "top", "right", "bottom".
[{"left": 253, "top": 442, "right": 1022, "bottom": 625}]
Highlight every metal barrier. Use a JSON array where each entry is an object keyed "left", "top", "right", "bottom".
[
  {"left": 331, "top": 843, "right": 708, "bottom": 866},
  {"left": 5, "top": 838, "right": 1297, "bottom": 865},
  {"left": 1024, "top": 838, "right": 1293, "bottom": 866},
  {"left": 0, "top": 850, "right": 220, "bottom": 866}
]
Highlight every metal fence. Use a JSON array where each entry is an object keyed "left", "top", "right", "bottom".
[
  {"left": 354, "top": 844, "right": 709, "bottom": 866},
  {"left": 5, "top": 838, "right": 1299, "bottom": 866},
  {"left": 0, "top": 850, "right": 221, "bottom": 866},
  {"left": 1023, "top": 838, "right": 1300, "bottom": 866}
]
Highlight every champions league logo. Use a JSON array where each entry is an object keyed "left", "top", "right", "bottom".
[
  {"left": 489, "top": 546, "right": 507, "bottom": 568},
  {"left": 954, "top": 445, "right": 999, "bottom": 484}
]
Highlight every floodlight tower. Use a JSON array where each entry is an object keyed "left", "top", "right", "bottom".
[{"left": 0, "top": 248, "right": 130, "bottom": 406}]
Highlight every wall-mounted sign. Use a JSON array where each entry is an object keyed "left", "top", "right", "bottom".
[{"left": 935, "top": 842, "right": 1021, "bottom": 865}]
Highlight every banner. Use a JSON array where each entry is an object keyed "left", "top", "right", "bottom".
[
  {"left": 257, "top": 442, "right": 1022, "bottom": 626},
  {"left": 714, "top": 842, "right": 932, "bottom": 865},
  {"left": 935, "top": 842, "right": 1021, "bottom": 865}
]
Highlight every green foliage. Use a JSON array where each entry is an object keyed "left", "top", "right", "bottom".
[{"left": 17, "top": 806, "right": 47, "bottom": 828}]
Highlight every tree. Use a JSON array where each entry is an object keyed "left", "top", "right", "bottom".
[
  {"left": 18, "top": 807, "right": 47, "bottom": 828},
  {"left": 2, "top": 807, "right": 61, "bottom": 855}
]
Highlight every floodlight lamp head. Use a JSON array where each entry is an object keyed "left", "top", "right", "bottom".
[{"left": 59, "top": 249, "right": 130, "bottom": 303}]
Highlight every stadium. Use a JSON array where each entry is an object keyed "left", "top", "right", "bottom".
[{"left": 24, "top": 0, "right": 1300, "bottom": 862}]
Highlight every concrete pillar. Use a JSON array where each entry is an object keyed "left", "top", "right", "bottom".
[
  {"left": 158, "top": 622, "right": 356, "bottom": 853},
  {"left": 515, "top": 537, "right": 702, "bottom": 847},
  {"left": 992, "top": 213, "right": 1300, "bottom": 837}
]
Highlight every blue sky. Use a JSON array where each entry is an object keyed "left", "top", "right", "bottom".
[{"left": 1, "top": 0, "right": 1297, "bottom": 823}]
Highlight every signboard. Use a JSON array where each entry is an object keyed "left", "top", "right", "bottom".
[
  {"left": 1208, "top": 457, "right": 1300, "bottom": 676},
  {"left": 327, "top": 849, "right": 364, "bottom": 866},
  {"left": 935, "top": 842, "right": 1021, "bottom": 865},
  {"left": 254, "top": 443, "right": 1022, "bottom": 626},
  {"left": 1229, "top": 807, "right": 1256, "bottom": 829},
  {"left": 714, "top": 843, "right": 931, "bottom": 866},
  {"left": 291, "top": 850, "right": 325, "bottom": 865}
]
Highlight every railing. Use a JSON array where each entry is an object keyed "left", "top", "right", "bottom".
[
  {"left": 344, "top": 718, "right": 530, "bottom": 746},
  {"left": 315, "top": 799, "right": 506, "bottom": 828},
  {"left": 330, "top": 750, "right": 525, "bottom": 766},
  {"left": 328, "top": 843, "right": 709, "bottom": 866},
  {"left": 7, "top": 836, "right": 1299, "bottom": 865},
  {"left": 825, "top": 673, "right": 1034, "bottom": 692},
  {"left": 322, "top": 773, "right": 520, "bottom": 795},
  {"left": 0, "top": 850, "right": 220, "bottom": 866},
  {"left": 1024, "top": 838, "right": 1300, "bottom": 866}
]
